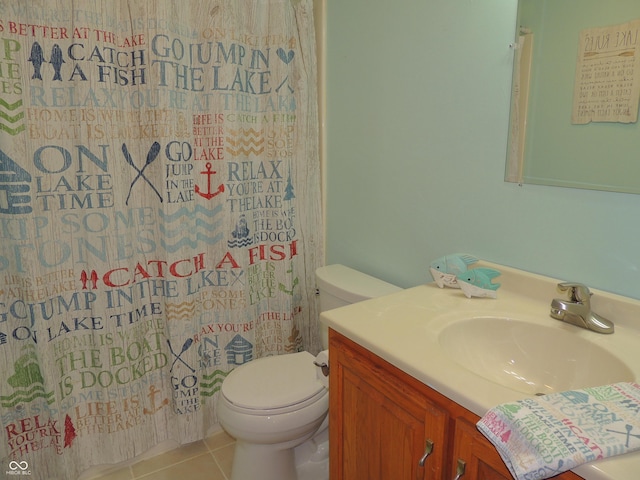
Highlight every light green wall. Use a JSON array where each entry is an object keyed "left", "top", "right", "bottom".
[{"left": 325, "top": 0, "right": 640, "bottom": 300}]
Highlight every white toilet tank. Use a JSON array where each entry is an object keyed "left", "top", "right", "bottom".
[{"left": 316, "top": 264, "right": 402, "bottom": 347}]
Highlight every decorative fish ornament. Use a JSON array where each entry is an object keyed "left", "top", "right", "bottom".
[
  {"left": 429, "top": 254, "right": 478, "bottom": 288},
  {"left": 456, "top": 268, "right": 501, "bottom": 299}
]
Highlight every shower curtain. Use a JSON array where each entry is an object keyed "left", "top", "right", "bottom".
[{"left": 0, "top": 1, "right": 322, "bottom": 478}]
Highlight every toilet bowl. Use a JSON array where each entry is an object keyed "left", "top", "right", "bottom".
[
  {"left": 218, "top": 351, "right": 329, "bottom": 480},
  {"left": 217, "top": 265, "right": 401, "bottom": 480}
]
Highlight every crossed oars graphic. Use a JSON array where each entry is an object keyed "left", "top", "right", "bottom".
[
  {"left": 607, "top": 424, "right": 640, "bottom": 448},
  {"left": 167, "top": 338, "right": 195, "bottom": 373},
  {"left": 122, "top": 142, "right": 163, "bottom": 205}
]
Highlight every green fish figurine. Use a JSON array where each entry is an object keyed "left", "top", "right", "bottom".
[
  {"left": 429, "top": 254, "right": 478, "bottom": 288},
  {"left": 456, "top": 268, "right": 501, "bottom": 298}
]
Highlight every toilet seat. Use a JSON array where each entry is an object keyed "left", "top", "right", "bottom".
[{"left": 221, "top": 351, "right": 326, "bottom": 415}]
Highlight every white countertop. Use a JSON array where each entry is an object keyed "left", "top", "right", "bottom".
[{"left": 320, "top": 262, "right": 640, "bottom": 480}]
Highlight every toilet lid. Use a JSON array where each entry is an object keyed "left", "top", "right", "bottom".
[{"left": 222, "top": 351, "right": 325, "bottom": 410}]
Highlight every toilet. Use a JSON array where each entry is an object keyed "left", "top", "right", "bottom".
[{"left": 217, "top": 264, "right": 402, "bottom": 480}]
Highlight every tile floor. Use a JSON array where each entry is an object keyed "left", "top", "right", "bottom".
[{"left": 84, "top": 429, "right": 236, "bottom": 480}]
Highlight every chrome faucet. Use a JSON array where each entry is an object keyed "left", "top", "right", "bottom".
[{"left": 550, "top": 282, "right": 614, "bottom": 334}]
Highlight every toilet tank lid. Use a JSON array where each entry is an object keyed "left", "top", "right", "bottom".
[{"left": 315, "top": 264, "right": 401, "bottom": 302}]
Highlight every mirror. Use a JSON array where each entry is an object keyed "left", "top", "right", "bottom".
[{"left": 505, "top": 0, "right": 640, "bottom": 194}]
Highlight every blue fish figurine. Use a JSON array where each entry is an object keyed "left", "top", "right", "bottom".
[
  {"left": 456, "top": 268, "right": 501, "bottom": 298},
  {"left": 429, "top": 254, "right": 478, "bottom": 288}
]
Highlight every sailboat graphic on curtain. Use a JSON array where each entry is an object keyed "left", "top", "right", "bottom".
[{"left": 0, "top": 0, "right": 322, "bottom": 478}]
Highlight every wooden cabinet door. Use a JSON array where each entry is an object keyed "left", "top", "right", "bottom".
[
  {"left": 330, "top": 331, "right": 448, "bottom": 480},
  {"left": 341, "top": 367, "right": 424, "bottom": 479},
  {"left": 451, "top": 417, "right": 514, "bottom": 480},
  {"left": 451, "top": 417, "right": 584, "bottom": 480}
]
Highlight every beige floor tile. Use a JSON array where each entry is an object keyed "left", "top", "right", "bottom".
[
  {"left": 205, "top": 430, "right": 236, "bottom": 451},
  {"left": 137, "top": 453, "right": 226, "bottom": 480},
  {"left": 131, "top": 440, "right": 210, "bottom": 477},
  {"left": 212, "top": 443, "right": 235, "bottom": 479},
  {"left": 84, "top": 466, "right": 133, "bottom": 480},
  {"left": 84, "top": 431, "right": 237, "bottom": 479}
]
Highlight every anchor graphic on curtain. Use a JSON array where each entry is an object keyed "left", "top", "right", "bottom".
[{"left": 195, "top": 162, "right": 225, "bottom": 199}]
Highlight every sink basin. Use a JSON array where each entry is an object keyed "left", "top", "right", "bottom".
[{"left": 438, "top": 316, "right": 634, "bottom": 395}]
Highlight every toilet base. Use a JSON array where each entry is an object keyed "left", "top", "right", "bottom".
[
  {"left": 294, "top": 418, "right": 329, "bottom": 464},
  {"left": 294, "top": 426, "right": 329, "bottom": 480},
  {"left": 296, "top": 455, "right": 329, "bottom": 480},
  {"left": 231, "top": 441, "right": 296, "bottom": 480},
  {"left": 229, "top": 424, "right": 329, "bottom": 480}
]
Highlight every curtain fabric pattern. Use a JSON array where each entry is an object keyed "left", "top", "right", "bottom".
[{"left": 0, "top": 1, "right": 321, "bottom": 478}]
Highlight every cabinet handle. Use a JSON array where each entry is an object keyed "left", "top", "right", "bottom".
[
  {"left": 452, "top": 459, "right": 466, "bottom": 480},
  {"left": 418, "top": 439, "right": 434, "bottom": 467}
]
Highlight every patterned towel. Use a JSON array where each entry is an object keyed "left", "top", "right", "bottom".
[{"left": 477, "top": 382, "right": 640, "bottom": 480}]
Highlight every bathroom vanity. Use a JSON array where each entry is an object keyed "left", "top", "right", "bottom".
[
  {"left": 321, "top": 262, "right": 640, "bottom": 480},
  {"left": 329, "top": 330, "right": 582, "bottom": 480}
]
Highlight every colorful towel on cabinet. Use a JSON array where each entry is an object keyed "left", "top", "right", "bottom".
[{"left": 477, "top": 382, "right": 640, "bottom": 480}]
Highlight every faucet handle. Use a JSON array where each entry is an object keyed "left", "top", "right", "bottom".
[{"left": 557, "top": 282, "right": 592, "bottom": 303}]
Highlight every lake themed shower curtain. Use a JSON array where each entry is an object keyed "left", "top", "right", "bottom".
[{"left": 0, "top": 0, "right": 322, "bottom": 478}]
